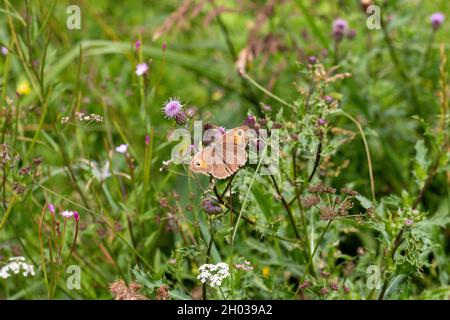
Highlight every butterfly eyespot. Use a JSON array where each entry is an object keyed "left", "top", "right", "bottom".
[{"left": 195, "top": 161, "right": 201, "bottom": 166}]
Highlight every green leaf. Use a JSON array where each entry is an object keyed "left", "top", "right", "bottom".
[
  {"left": 413, "top": 140, "right": 431, "bottom": 188},
  {"left": 356, "top": 195, "right": 373, "bottom": 209}
]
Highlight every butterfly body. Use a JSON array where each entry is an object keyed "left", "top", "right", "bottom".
[{"left": 190, "top": 126, "right": 249, "bottom": 179}]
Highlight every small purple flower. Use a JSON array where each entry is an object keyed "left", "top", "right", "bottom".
[
  {"left": 243, "top": 115, "right": 256, "bottom": 128},
  {"left": 135, "top": 40, "right": 141, "bottom": 50},
  {"left": 202, "top": 200, "right": 222, "bottom": 214},
  {"left": 324, "top": 95, "right": 334, "bottom": 105},
  {"left": 145, "top": 134, "right": 150, "bottom": 145},
  {"left": 332, "top": 18, "right": 348, "bottom": 41},
  {"left": 48, "top": 203, "right": 55, "bottom": 215},
  {"left": 308, "top": 56, "right": 318, "bottom": 65},
  {"left": 135, "top": 63, "right": 149, "bottom": 76},
  {"left": 330, "top": 282, "right": 339, "bottom": 291},
  {"left": 162, "top": 98, "right": 183, "bottom": 119},
  {"left": 74, "top": 211, "right": 80, "bottom": 221},
  {"left": 430, "top": 12, "right": 445, "bottom": 30},
  {"left": 320, "top": 287, "right": 330, "bottom": 295},
  {"left": 317, "top": 118, "right": 327, "bottom": 126},
  {"left": 333, "top": 18, "right": 348, "bottom": 32},
  {"left": 404, "top": 218, "right": 414, "bottom": 226},
  {"left": 1, "top": 47, "right": 8, "bottom": 56},
  {"left": 162, "top": 42, "right": 167, "bottom": 52},
  {"left": 299, "top": 280, "right": 311, "bottom": 289}
]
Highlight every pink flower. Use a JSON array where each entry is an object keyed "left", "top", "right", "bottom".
[
  {"left": 145, "top": 135, "right": 150, "bottom": 145},
  {"left": 74, "top": 211, "right": 80, "bottom": 221},
  {"left": 332, "top": 18, "right": 348, "bottom": 41},
  {"left": 135, "top": 63, "right": 149, "bottom": 76},
  {"left": 135, "top": 40, "right": 141, "bottom": 50},
  {"left": 48, "top": 203, "right": 55, "bottom": 215},
  {"left": 235, "top": 260, "right": 254, "bottom": 271},
  {"left": 162, "top": 98, "right": 183, "bottom": 118},
  {"left": 430, "top": 12, "right": 445, "bottom": 30},
  {"left": 1, "top": 47, "right": 8, "bottom": 56}
]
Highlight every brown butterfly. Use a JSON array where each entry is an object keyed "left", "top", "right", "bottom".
[{"left": 190, "top": 126, "right": 249, "bottom": 179}]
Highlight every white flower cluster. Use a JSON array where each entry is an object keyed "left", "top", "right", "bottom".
[
  {"left": 197, "top": 262, "right": 230, "bottom": 287},
  {"left": 0, "top": 256, "right": 35, "bottom": 279},
  {"left": 61, "top": 112, "right": 103, "bottom": 124},
  {"left": 75, "top": 112, "right": 103, "bottom": 123}
]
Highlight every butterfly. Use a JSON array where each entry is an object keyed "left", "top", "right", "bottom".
[{"left": 190, "top": 126, "right": 249, "bottom": 179}]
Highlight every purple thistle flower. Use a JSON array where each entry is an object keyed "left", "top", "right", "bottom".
[
  {"left": 332, "top": 18, "right": 348, "bottom": 42},
  {"left": 317, "top": 118, "right": 327, "bottom": 126},
  {"left": 174, "top": 111, "right": 187, "bottom": 125},
  {"left": 308, "top": 56, "right": 318, "bottom": 65},
  {"left": 430, "top": 12, "right": 445, "bottom": 30},
  {"left": 162, "top": 98, "right": 183, "bottom": 119},
  {"left": 324, "top": 95, "right": 334, "bottom": 104},
  {"left": 243, "top": 115, "right": 256, "bottom": 128}
]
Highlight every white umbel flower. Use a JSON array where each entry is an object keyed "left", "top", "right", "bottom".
[
  {"left": 0, "top": 256, "right": 35, "bottom": 279},
  {"left": 197, "top": 262, "right": 230, "bottom": 287}
]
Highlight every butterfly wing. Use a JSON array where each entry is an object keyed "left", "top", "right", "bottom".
[
  {"left": 190, "top": 126, "right": 250, "bottom": 179},
  {"left": 190, "top": 147, "right": 213, "bottom": 175},
  {"left": 216, "top": 126, "right": 249, "bottom": 168}
]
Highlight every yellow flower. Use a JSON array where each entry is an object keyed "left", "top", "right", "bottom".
[
  {"left": 16, "top": 80, "right": 31, "bottom": 95},
  {"left": 262, "top": 266, "right": 270, "bottom": 278}
]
